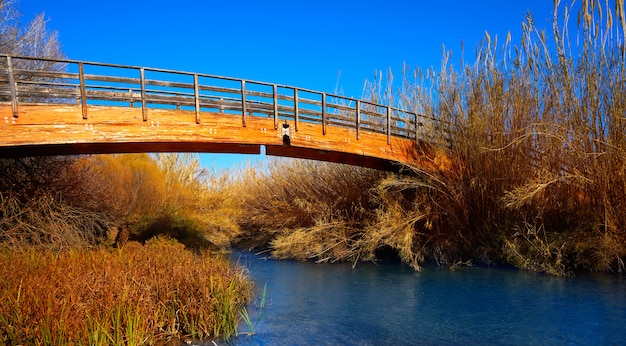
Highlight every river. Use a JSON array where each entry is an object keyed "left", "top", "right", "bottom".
[{"left": 214, "top": 251, "right": 626, "bottom": 345}]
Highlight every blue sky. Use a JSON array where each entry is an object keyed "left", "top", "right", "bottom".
[{"left": 19, "top": 1, "right": 555, "bottom": 170}]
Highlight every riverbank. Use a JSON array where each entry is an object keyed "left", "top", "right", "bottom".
[{"left": 0, "top": 238, "right": 252, "bottom": 344}]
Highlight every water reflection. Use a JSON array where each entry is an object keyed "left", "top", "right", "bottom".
[{"left": 216, "top": 251, "right": 626, "bottom": 345}]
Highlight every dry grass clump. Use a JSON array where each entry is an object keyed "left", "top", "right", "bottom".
[
  {"left": 0, "top": 154, "right": 253, "bottom": 344},
  {"left": 236, "top": 158, "right": 387, "bottom": 262},
  {"left": 0, "top": 157, "right": 114, "bottom": 251},
  {"left": 0, "top": 192, "right": 111, "bottom": 250},
  {"left": 358, "top": 166, "right": 472, "bottom": 270},
  {"left": 60, "top": 153, "right": 244, "bottom": 249},
  {"left": 235, "top": 156, "right": 470, "bottom": 270},
  {"left": 0, "top": 237, "right": 252, "bottom": 344}
]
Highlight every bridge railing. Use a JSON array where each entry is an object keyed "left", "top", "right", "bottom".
[{"left": 0, "top": 54, "right": 444, "bottom": 145}]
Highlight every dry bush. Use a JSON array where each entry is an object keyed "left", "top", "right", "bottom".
[
  {"left": 0, "top": 153, "right": 244, "bottom": 251},
  {"left": 0, "top": 238, "right": 252, "bottom": 344},
  {"left": 72, "top": 154, "right": 170, "bottom": 223},
  {"left": 61, "top": 153, "right": 244, "bottom": 250},
  {"left": 191, "top": 165, "right": 246, "bottom": 247},
  {"left": 357, "top": 166, "right": 472, "bottom": 270},
  {"left": 0, "top": 157, "right": 76, "bottom": 199},
  {"left": 0, "top": 192, "right": 111, "bottom": 251},
  {"left": 0, "top": 157, "right": 114, "bottom": 251},
  {"left": 235, "top": 158, "right": 387, "bottom": 259}
]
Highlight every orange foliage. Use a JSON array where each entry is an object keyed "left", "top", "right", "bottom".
[{"left": 69, "top": 154, "right": 168, "bottom": 223}]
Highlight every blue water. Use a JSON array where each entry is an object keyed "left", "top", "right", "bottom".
[{"left": 219, "top": 251, "right": 626, "bottom": 345}]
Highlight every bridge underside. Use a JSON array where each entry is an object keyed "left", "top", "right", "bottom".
[
  {"left": 0, "top": 142, "right": 404, "bottom": 171},
  {"left": 0, "top": 103, "right": 422, "bottom": 171}
]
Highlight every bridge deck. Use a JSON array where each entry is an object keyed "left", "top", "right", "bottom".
[
  {"left": 0, "top": 55, "right": 445, "bottom": 171},
  {"left": 0, "top": 103, "right": 418, "bottom": 170}
]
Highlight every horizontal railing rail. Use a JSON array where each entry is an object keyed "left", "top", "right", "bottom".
[{"left": 0, "top": 54, "right": 444, "bottom": 145}]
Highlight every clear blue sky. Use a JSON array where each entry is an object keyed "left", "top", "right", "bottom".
[{"left": 19, "top": 1, "right": 555, "bottom": 170}]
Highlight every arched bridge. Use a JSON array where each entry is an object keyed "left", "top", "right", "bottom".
[{"left": 0, "top": 55, "right": 443, "bottom": 170}]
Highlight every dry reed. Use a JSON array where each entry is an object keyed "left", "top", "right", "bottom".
[
  {"left": 236, "top": 158, "right": 387, "bottom": 262},
  {"left": 234, "top": 0, "right": 626, "bottom": 276},
  {"left": 365, "top": 0, "right": 626, "bottom": 274},
  {"left": 0, "top": 237, "right": 252, "bottom": 344}
]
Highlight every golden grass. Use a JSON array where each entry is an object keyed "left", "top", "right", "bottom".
[
  {"left": 0, "top": 192, "right": 111, "bottom": 251},
  {"left": 227, "top": 157, "right": 382, "bottom": 263},
  {"left": 53, "top": 153, "right": 245, "bottom": 250},
  {"left": 0, "top": 237, "right": 252, "bottom": 344}
]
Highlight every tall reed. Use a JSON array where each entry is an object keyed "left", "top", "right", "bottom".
[
  {"left": 235, "top": 0, "right": 625, "bottom": 275},
  {"left": 365, "top": 0, "right": 626, "bottom": 274}
]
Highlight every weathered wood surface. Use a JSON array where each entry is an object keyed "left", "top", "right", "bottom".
[
  {"left": 0, "top": 55, "right": 451, "bottom": 171},
  {"left": 0, "top": 103, "right": 422, "bottom": 170}
]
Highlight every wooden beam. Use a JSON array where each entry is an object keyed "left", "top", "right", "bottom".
[
  {"left": 6, "top": 56, "right": 18, "bottom": 118},
  {"left": 79, "top": 62, "right": 88, "bottom": 119},
  {"left": 0, "top": 142, "right": 262, "bottom": 158},
  {"left": 193, "top": 74, "right": 200, "bottom": 124},
  {"left": 140, "top": 68, "right": 147, "bottom": 121},
  {"left": 321, "top": 92, "right": 326, "bottom": 135},
  {"left": 265, "top": 145, "right": 400, "bottom": 172},
  {"left": 241, "top": 80, "right": 247, "bottom": 127},
  {"left": 273, "top": 84, "right": 278, "bottom": 130},
  {"left": 293, "top": 88, "right": 299, "bottom": 132},
  {"left": 356, "top": 100, "right": 361, "bottom": 140}
]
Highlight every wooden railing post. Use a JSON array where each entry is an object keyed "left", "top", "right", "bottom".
[
  {"left": 293, "top": 88, "right": 299, "bottom": 132},
  {"left": 273, "top": 84, "right": 278, "bottom": 130},
  {"left": 140, "top": 68, "right": 147, "bottom": 121},
  {"left": 78, "top": 62, "right": 88, "bottom": 119},
  {"left": 193, "top": 74, "right": 200, "bottom": 124},
  {"left": 414, "top": 113, "right": 419, "bottom": 144},
  {"left": 6, "top": 56, "right": 18, "bottom": 118},
  {"left": 241, "top": 80, "right": 247, "bottom": 127},
  {"left": 321, "top": 92, "right": 326, "bottom": 135},
  {"left": 386, "top": 106, "right": 391, "bottom": 145},
  {"left": 356, "top": 100, "right": 361, "bottom": 140}
]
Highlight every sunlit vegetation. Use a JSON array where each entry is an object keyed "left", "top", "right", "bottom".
[
  {"left": 0, "top": 238, "right": 251, "bottom": 344},
  {"left": 0, "top": 153, "right": 243, "bottom": 251},
  {"left": 376, "top": 0, "right": 626, "bottom": 275},
  {"left": 0, "top": 154, "right": 252, "bottom": 343},
  {"left": 235, "top": 159, "right": 387, "bottom": 262},
  {"left": 234, "top": 0, "right": 626, "bottom": 276},
  {"left": 1, "top": 0, "right": 625, "bottom": 343},
  {"left": 1, "top": 4, "right": 251, "bottom": 343},
  {"left": 64, "top": 153, "right": 244, "bottom": 250}
]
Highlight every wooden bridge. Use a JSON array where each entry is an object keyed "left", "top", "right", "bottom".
[{"left": 0, "top": 55, "right": 443, "bottom": 170}]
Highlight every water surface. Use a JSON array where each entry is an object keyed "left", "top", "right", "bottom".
[{"left": 218, "top": 251, "right": 625, "bottom": 345}]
